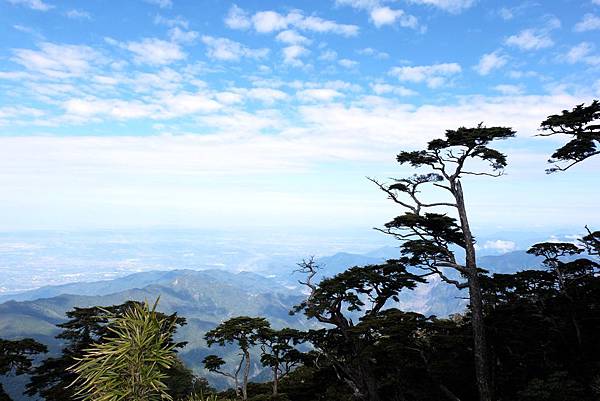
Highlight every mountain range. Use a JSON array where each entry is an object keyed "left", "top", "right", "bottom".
[{"left": 0, "top": 248, "right": 549, "bottom": 400}]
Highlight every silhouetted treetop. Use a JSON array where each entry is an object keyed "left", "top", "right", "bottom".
[
  {"left": 0, "top": 338, "right": 47, "bottom": 401},
  {"left": 385, "top": 212, "right": 466, "bottom": 248},
  {"left": 527, "top": 242, "right": 583, "bottom": 261},
  {"left": 581, "top": 228, "right": 600, "bottom": 256},
  {"left": 539, "top": 100, "right": 600, "bottom": 173},
  {"left": 396, "top": 124, "right": 516, "bottom": 174}
]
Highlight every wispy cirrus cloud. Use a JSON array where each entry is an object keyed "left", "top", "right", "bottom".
[
  {"left": 105, "top": 37, "right": 186, "bottom": 66},
  {"left": 505, "top": 17, "right": 561, "bottom": 51},
  {"left": 565, "top": 42, "right": 600, "bottom": 65},
  {"left": 11, "top": 42, "right": 103, "bottom": 78},
  {"left": 225, "top": 5, "right": 359, "bottom": 36},
  {"left": 574, "top": 14, "right": 600, "bottom": 32},
  {"left": 6, "top": 0, "right": 53, "bottom": 11},
  {"left": 143, "top": 0, "right": 172, "bottom": 9},
  {"left": 65, "top": 9, "right": 91, "bottom": 20},
  {"left": 389, "top": 63, "right": 461, "bottom": 88},
  {"left": 201, "top": 36, "right": 269, "bottom": 61},
  {"left": 357, "top": 47, "right": 389, "bottom": 59},
  {"left": 474, "top": 50, "right": 508, "bottom": 75},
  {"left": 370, "top": 82, "right": 416, "bottom": 96},
  {"left": 407, "top": 0, "right": 475, "bottom": 14}
]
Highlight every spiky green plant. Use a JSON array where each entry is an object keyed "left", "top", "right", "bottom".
[
  {"left": 70, "top": 298, "right": 177, "bottom": 401},
  {"left": 182, "top": 390, "right": 236, "bottom": 401},
  {"left": 182, "top": 390, "right": 217, "bottom": 401}
]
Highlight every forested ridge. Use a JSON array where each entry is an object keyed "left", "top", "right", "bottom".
[{"left": 1, "top": 101, "right": 599, "bottom": 401}]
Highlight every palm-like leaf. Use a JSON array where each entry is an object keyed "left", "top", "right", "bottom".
[{"left": 70, "top": 298, "right": 177, "bottom": 401}]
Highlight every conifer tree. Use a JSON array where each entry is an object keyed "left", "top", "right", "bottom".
[
  {"left": 257, "top": 327, "right": 305, "bottom": 397},
  {"left": 203, "top": 317, "right": 269, "bottom": 401},
  {"left": 294, "top": 258, "right": 426, "bottom": 401},
  {"left": 539, "top": 100, "right": 600, "bottom": 173},
  {"left": 370, "top": 124, "right": 515, "bottom": 401},
  {"left": 0, "top": 338, "right": 47, "bottom": 401}
]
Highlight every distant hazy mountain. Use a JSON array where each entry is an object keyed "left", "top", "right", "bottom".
[
  {"left": 0, "top": 248, "right": 551, "bottom": 400},
  {"left": 0, "top": 269, "right": 295, "bottom": 304},
  {"left": 0, "top": 269, "right": 308, "bottom": 399},
  {"left": 478, "top": 250, "right": 543, "bottom": 273}
]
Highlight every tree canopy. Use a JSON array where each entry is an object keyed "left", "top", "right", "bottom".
[{"left": 539, "top": 100, "right": 600, "bottom": 173}]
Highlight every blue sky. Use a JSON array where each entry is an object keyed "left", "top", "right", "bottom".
[{"left": 0, "top": 0, "right": 599, "bottom": 244}]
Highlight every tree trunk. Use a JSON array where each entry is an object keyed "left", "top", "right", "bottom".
[
  {"left": 242, "top": 350, "right": 250, "bottom": 401},
  {"left": 234, "top": 376, "right": 241, "bottom": 400},
  {"left": 454, "top": 180, "right": 493, "bottom": 401},
  {"left": 273, "top": 367, "right": 278, "bottom": 397},
  {"left": 359, "top": 361, "right": 381, "bottom": 401}
]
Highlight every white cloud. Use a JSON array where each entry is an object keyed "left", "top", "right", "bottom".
[
  {"left": 292, "top": 93, "right": 589, "bottom": 168},
  {"left": 252, "top": 10, "right": 292, "bottom": 33},
  {"left": 214, "top": 91, "right": 244, "bottom": 105},
  {"left": 11, "top": 42, "right": 102, "bottom": 78},
  {"left": 319, "top": 50, "right": 338, "bottom": 61},
  {"left": 482, "top": 240, "right": 516, "bottom": 253},
  {"left": 123, "top": 38, "right": 185, "bottom": 65},
  {"left": 62, "top": 91, "right": 223, "bottom": 121},
  {"left": 224, "top": 4, "right": 251, "bottom": 29},
  {"left": 229, "top": 7, "right": 359, "bottom": 36},
  {"left": 496, "top": 3, "right": 533, "bottom": 21},
  {"left": 498, "top": 7, "right": 514, "bottom": 20},
  {"left": 335, "top": 0, "right": 419, "bottom": 29},
  {"left": 282, "top": 45, "right": 309, "bottom": 66},
  {"left": 0, "top": 106, "right": 45, "bottom": 126},
  {"left": 335, "top": 0, "right": 380, "bottom": 9},
  {"left": 474, "top": 51, "right": 508, "bottom": 75},
  {"left": 65, "top": 9, "right": 91, "bottom": 19},
  {"left": 357, "top": 47, "right": 389, "bottom": 59},
  {"left": 154, "top": 15, "right": 189, "bottom": 29},
  {"left": 0, "top": 71, "right": 32, "bottom": 80},
  {"left": 493, "top": 84, "right": 524, "bottom": 95},
  {"left": 275, "top": 30, "right": 311, "bottom": 45},
  {"left": 130, "top": 68, "right": 184, "bottom": 92},
  {"left": 338, "top": 58, "right": 358, "bottom": 68},
  {"left": 144, "top": 0, "right": 172, "bottom": 8},
  {"left": 2, "top": 92, "right": 593, "bottom": 177},
  {"left": 159, "top": 92, "right": 223, "bottom": 117},
  {"left": 389, "top": 63, "right": 461, "bottom": 88},
  {"left": 297, "top": 88, "right": 343, "bottom": 102},
  {"left": 293, "top": 15, "right": 359, "bottom": 36},
  {"left": 574, "top": 13, "right": 600, "bottom": 32},
  {"left": 370, "top": 6, "right": 419, "bottom": 29},
  {"left": 565, "top": 42, "right": 600, "bottom": 65},
  {"left": 505, "top": 18, "right": 560, "bottom": 51},
  {"left": 370, "top": 83, "right": 416, "bottom": 96},
  {"left": 13, "top": 24, "right": 37, "bottom": 35},
  {"left": 566, "top": 42, "right": 593, "bottom": 63},
  {"left": 507, "top": 70, "right": 538, "bottom": 79},
  {"left": 505, "top": 29, "right": 554, "bottom": 50},
  {"left": 245, "top": 88, "right": 289, "bottom": 104},
  {"left": 168, "top": 27, "right": 199, "bottom": 44},
  {"left": 6, "top": 0, "right": 52, "bottom": 11},
  {"left": 202, "top": 36, "right": 269, "bottom": 61},
  {"left": 407, "top": 0, "right": 475, "bottom": 13},
  {"left": 63, "top": 98, "right": 156, "bottom": 120}
]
